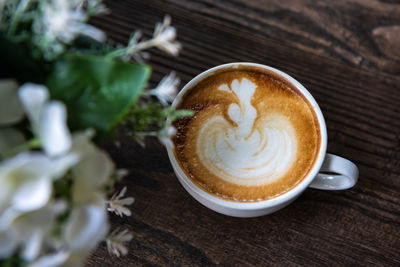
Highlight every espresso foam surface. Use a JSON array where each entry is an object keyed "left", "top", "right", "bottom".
[{"left": 174, "top": 67, "right": 320, "bottom": 202}]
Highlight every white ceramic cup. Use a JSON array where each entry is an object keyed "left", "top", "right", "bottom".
[{"left": 166, "top": 62, "right": 359, "bottom": 218}]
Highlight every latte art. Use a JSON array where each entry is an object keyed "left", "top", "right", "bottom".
[
  {"left": 173, "top": 66, "right": 320, "bottom": 202},
  {"left": 197, "top": 78, "right": 297, "bottom": 186}
]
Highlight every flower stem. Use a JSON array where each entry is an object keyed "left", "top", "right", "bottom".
[
  {"left": 107, "top": 39, "right": 156, "bottom": 59},
  {"left": 106, "top": 48, "right": 127, "bottom": 58}
]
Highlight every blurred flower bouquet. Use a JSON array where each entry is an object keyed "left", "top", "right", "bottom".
[{"left": 0, "top": 0, "right": 191, "bottom": 266}]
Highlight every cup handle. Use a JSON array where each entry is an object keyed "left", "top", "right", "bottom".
[{"left": 309, "top": 153, "right": 359, "bottom": 190}]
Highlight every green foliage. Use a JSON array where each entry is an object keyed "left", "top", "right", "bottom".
[
  {"left": 1, "top": 1, "right": 190, "bottom": 140},
  {"left": 127, "top": 101, "right": 193, "bottom": 132},
  {"left": 47, "top": 54, "right": 151, "bottom": 133},
  {"left": 0, "top": 0, "right": 190, "bottom": 265}
]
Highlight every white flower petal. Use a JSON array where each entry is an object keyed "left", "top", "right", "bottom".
[
  {"left": 149, "top": 72, "right": 180, "bottom": 106},
  {"left": 158, "top": 41, "right": 181, "bottom": 56},
  {"left": 47, "top": 200, "right": 68, "bottom": 214},
  {"left": 156, "top": 26, "right": 176, "bottom": 43},
  {"left": 117, "top": 186, "right": 127, "bottom": 198},
  {"left": 107, "top": 228, "right": 133, "bottom": 257},
  {"left": 0, "top": 208, "right": 21, "bottom": 230},
  {"left": 21, "top": 230, "right": 43, "bottom": 261},
  {"left": 0, "top": 202, "right": 67, "bottom": 263},
  {"left": 0, "top": 79, "right": 24, "bottom": 125},
  {"left": 0, "top": 152, "right": 53, "bottom": 212},
  {"left": 119, "top": 197, "right": 135, "bottom": 206},
  {"left": 70, "top": 129, "right": 96, "bottom": 157},
  {"left": 107, "top": 187, "right": 134, "bottom": 217},
  {"left": 120, "top": 207, "right": 131, "bottom": 216},
  {"left": 79, "top": 24, "right": 106, "bottom": 42},
  {"left": 120, "top": 234, "right": 133, "bottom": 243},
  {"left": 12, "top": 176, "right": 51, "bottom": 212},
  {"left": 60, "top": 250, "right": 89, "bottom": 267},
  {"left": 73, "top": 147, "right": 114, "bottom": 187},
  {"left": 28, "top": 250, "right": 70, "bottom": 267},
  {"left": 64, "top": 205, "right": 109, "bottom": 250},
  {"left": 72, "top": 184, "right": 105, "bottom": 206},
  {"left": 116, "top": 231, "right": 133, "bottom": 243},
  {"left": 18, "top": 83, "right": 49, "bottom": 130},
  {"left": 51, "top": 153, "right": 80, "bottom": 179},
  {"left": 0, "top": 128, "right": 25, "bottom": 154},
  {"left": 36, "top": 0, "right": 106, "bottom": 59},
  {"left": 118, "top": 245, "right": 128, "bottom": 256},
  {"left": 40, "top": 101, "right": 72, "bottom": 157}
]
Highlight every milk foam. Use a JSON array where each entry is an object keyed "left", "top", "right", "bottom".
[{"left": 196, "top": 78, "right": 297, "bottom": 186}]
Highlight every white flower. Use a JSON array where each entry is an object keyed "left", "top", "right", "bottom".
[
  {"left": 56, "top": 132, "right": 112, "bottom": 265},
  {"left": 30, "top": 203, "right": 109, "bottom": 267},
  {"left": 0, "top": 81, "right": 114, "bottom": 264},
  {"left": 0, "top": 201, "right": 66, "bottom": 261},
  {"left": 0, "top": 152, "right": 77, "bottom": 214},
  {"left": 158, "top": 126, "right": 177, "bottom": 148},
  {"left": 152, "top": 15, "right": 181, "bottom": 56},
  {"left": 71, "top": 131, "right": 114, "bottom": 206},
  {"left": 81, "top": 0, "right": 109, "bottom": 16},
  {"left": 28, "top": 250, "right": 70, "bottom": 267},
  {"left": 40, "top": 102, "right": 72, "bottom": 157},
  {"left": 106, "top": 228, "right": 133, "bottom": 257},
  {"left": 107, "top": 186, "right": 134, "bottom": 217},
  {"left": 18, "top": 83, "right": 48, "bottom": 128},
  {"left": 34, "top": 0, "right": 105, "bottom": 57},
  {"left": 19, "top": 83, "right": 72, "bottom": 157},
  {"left": 148, "top": 72, "right": 180, "bottom": 106},
  {"left": 29, "top": 190, "right": 109, "bottom": 267},
  {"left": 118, "top": 15, "right": 181, "bottom": 60},
  {"left": 64, "top": 204, "right": 108, "bottom": 251}
]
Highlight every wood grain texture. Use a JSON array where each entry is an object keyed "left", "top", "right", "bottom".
[{"left": 87, "top": 0, "right": 400, "bottom": 266}]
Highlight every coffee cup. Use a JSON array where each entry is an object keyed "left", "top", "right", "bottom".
[{"left": 166, "top": 62, "right": 358, "bottom": 217}]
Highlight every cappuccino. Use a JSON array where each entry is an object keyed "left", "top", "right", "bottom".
[{"left": 173, "top": 66, "right": 321, "bottom": 202}]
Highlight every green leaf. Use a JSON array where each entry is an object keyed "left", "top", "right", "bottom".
[{"left": 47, "top": 54, "right": 151, "bottom": 133}]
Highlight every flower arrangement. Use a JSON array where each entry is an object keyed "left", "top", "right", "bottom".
[{"left": 0, "top": 0, "right": 191, "bottom": 266}]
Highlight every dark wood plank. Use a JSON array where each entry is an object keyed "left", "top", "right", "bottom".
[
  {"left": 97, "top": 0, "right": 400, "bottom": 76},
  {"left": 87, "top": 0, "right": 400, "bottom": 266}
]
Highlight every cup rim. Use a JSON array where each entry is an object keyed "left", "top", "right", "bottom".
[{"left": 166, "top": 62, "right": 327, "bottom": 210}]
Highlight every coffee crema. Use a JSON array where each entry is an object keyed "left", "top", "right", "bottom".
[{"left": 173, "top": 66, "right": 321, "bottom": 202}]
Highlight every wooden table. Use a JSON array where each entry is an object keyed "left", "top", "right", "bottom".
[{"left": 88, "top": 0, "right": 400, "bottom": 266}]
